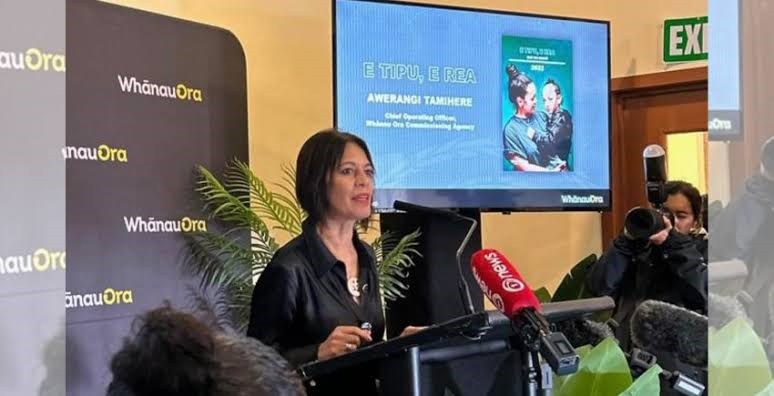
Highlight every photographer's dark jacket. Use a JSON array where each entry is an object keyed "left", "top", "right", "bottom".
[
  {"left": 711, "top": 174, "right": 774, "bottom": 294},
  {"left": 586, "top": 231, "right": 708, "bottom": 348},
  {"left": 711, "top": 173, "right": 774, "bottom": 335}
]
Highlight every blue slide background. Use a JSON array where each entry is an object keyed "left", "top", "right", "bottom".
[
  {"left": 335, "top": 0, "right": 610, "bottom": 192},
  {"left": 708, "top": 0, "right": 739, "bottom": 111}
]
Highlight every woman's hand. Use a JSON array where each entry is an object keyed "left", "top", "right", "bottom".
[
  {"left": 400, "top": 326, "right": 428, "bottom": 337},
  {"left": 510, "top": 155, "right": 551, "bottom": 172},
  {"left": 552, "top": 160, "right": 567, "bottom": 172},
  {"left": 317, "top": 326, "right": 373, "bottom": 361},
  {"left": 649, "top": 215, "right": 673, "bottom": 246}
]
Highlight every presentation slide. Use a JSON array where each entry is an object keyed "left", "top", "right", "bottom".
[
  {"left": 335, "top": 0, "right": 610, "bottom": 210},
  {"left": 708, "top": 0, "right": 741, "bottom": 140}
]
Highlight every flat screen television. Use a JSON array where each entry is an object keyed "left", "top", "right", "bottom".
[
  {"left": 333, "top": 0, "right": 611, "bottom": 211},
  {"left": 708, "top": 0, "right": 742, "bottom": 141}
]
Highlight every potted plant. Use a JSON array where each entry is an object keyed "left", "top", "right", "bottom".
[{"left": 184, "top": 159, "right": 421, "bottom": 332}]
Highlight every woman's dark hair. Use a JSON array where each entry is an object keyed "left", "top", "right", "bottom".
[
  {"left": 506, "top": 64, "right": 533, "bottom": 105},
  {"left": 214, "top": 334, "right": 306, "bottom": 396},
  {"left": 295, "top": 128, "right": 375, "bottom": 226},
  {"left": 544, "top": 78, "right": 562, "bottom": 95},
  {"left": 108, "top": 305, "right": 307, "bottom": 396},
  {"left": 665, "top": 180, "right": 703, "bottom": 227},
  {"left": 109, "top": 304, "right": 218, "bottom": 396}
]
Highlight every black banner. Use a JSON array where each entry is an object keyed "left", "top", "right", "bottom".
[
  {"left": 1, "top": 0, "right": 65, "bottom": 394},
  {"left": 66, "top": 1, "right": 247, "bottom": 394}
]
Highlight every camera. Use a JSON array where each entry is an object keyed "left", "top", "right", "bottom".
[{"left": 623, "top": 144, "right": 675, "bottom": 244}]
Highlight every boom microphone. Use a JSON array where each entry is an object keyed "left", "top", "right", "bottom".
[
  {"left": 630, "top": 300, "right": 708, "bottom": 367},
  {"left": 708, "top": 292, "right": 751, "bottom": 329},
  {"left": 471, "top": 249, "right": 579, "bottom": 375}
]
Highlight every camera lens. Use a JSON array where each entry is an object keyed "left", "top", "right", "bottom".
[{"left": 624, "top": 207, "right": 665, "bottom": 241}]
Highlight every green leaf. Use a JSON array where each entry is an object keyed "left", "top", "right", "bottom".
[
  {"left": 619, "top": 364, "right": 662, "bottom": 396},
  {"left": 554, "top": 345, "right": 594, "bottom": 392},
  {"left": 556, "top": 338, "right": 632, "bottom": 396},
  {"left": 376, "top": 229, "right": 422, "bottom": 302},
  {"left": 183, "top": 230, "right": 255, "bottom": 290},
  {"left": 187, "top": 161, "right": 422, "bottom": 331},
  {"left": 195, "top": 163, "right": 271, "bottom": 236},
  {"left": 225, "top": 160, "right": 302, "bottom": 236},
  {"left": 534, "top": 287, "right": 552, "bottom": 303},
  {"left": 550, "top": 253, "right": 614, "bottom": 322},
  {"left": 710, "top": 317, "right": 772, "bottom": 396},
  {"left": 185, "top": 285, "right": 234, "bottom": 331},
  {"left": 553, "top": 345, "right": 595, "bottom": 393},
  {"left": 754, "top": 381, "right": 774, "bottom": 396},
  {"left": 552, "top": 253, "right": 597, "bottom": 302},
  {"left": 576, "top": 344, "right": 593, "bottom": 359}
]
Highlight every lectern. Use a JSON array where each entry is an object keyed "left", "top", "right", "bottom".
[{"left": 298, "top": 297, "right": 615, "bottom": 396}]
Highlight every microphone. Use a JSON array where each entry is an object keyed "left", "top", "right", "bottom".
[
  {"left": 552, "top": 319, "right": 615, "bottom": 348},
  {"left": 555, "top": 318, "right": 706, "bottom": 396},
  {"left": 626, "top": 348, "right": 706, "bottom": 396},
  {"left": 708, "top": 292, "right": 751, "bottom": 329},
  {"left": 470, "top": 249, "right": 579, "bottom": 375},
  {"left": 643, "top": 144, "right": 667, "bottom": 208},
  {"left": 630, "top": 300, "right": 708, "bottom": 367},
  {"left": 393, "top": 200, "right": 477, "bottom": 316}
]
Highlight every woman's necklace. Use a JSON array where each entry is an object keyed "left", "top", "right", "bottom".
[
  {"left": 316, "top": 227, "right": 361, "bottom": 301},
  {"left": 347, "top": 277, "right": 361, "bottom": 300}
]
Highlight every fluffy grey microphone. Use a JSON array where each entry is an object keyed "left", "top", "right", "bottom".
[
  {"left": 630, "top": 300, "right": 708, "bottom": 367},
  {"left": 708, "top": 292, "right": 751, "bottom": 328},
  {"left": 553, "top": 319, "right": 615, "bottom": 348}
]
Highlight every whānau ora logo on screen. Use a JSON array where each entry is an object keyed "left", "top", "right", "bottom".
[
  {"left": 0, "top": 47, "right": 65, "bottom": 72},
  {"left": 123, "top": 216, "right": 208, "bottom": 233},
  {"left": 66, "top": 288, "right": 134, "bottom": 309},
  {"left": 708, "top": 117, "right": 733, "bottom": 131},
  {"left": 62, "top": 144, "right": 128, "bottom": 163},
  {"left": 560, "top": 194, "right": 605, "bottom": 204},
  {"left": 116, "top": 74, "right": 204, "bottom": 102},
  {"left": 0, "top": 248, "right": 65, "bottom": 277}
]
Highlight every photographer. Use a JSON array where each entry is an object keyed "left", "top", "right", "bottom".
[
  {"left": 711, "top": 136, "right": 774, "bottom": 335},
  {"left": 587, "top": 180, "right": 708, "bottom": 349}
]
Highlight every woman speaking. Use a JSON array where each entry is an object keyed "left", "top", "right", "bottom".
[{"left": 247, "top": 129, "right": 387, "bottom": 395}]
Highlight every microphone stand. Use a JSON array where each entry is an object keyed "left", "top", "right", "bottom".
[
  {"left": 522, "top": 349, "right": 540, "bottom": 396},
  {"left": 512, "top": 309, "right": 577, "bottom": 396},
  {"left": 392, "top": 200, "right": 477, "bottom": 316},
  {"left": 522, "top": 349, "right": 554, "bottom": 396},
  {"left": 456, "top": 216, "right": 477, "bottom": 316}
]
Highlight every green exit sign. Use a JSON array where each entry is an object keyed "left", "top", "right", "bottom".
[{"left": 663, "top": 16, "right": 708, "bottom": 62}]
